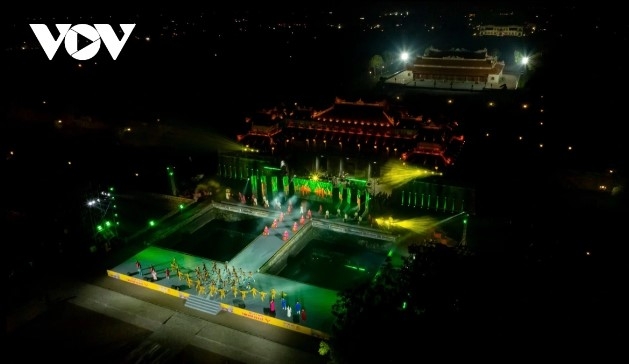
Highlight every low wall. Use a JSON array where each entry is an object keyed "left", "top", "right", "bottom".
[
  {"left": 106, "top": 270, "right": 329, "bottom": 339},
  {"left": 311, "top": 220, "right": 397, "bottom": 241},
  {"left": 259, "top": 222, "right": 313, "bottom": 275},
  {"left": 212, "top": 201, "right": 275, "bottom": 218}
]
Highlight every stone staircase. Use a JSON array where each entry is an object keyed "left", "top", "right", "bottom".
[{"left": 184, "top": 295, "right": 223, "bottom": 315}]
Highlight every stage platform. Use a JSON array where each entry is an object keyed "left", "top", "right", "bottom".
[
  {"left": 107, "top": 199, "right": 407, "bottom": 339},
  {"left": 108, "top": 205, "right": 350, "bottom": 339}
]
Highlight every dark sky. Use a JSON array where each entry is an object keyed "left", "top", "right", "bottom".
[
  {"left": 4, "top": 3, "right": 627, "bottom": 146},
  {"left": 4, "top": 3, "right": 626, "bottom": 159}
]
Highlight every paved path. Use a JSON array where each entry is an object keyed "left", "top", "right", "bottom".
[{"left": 6, "top": 272, "right": 325, "bottom": 364}]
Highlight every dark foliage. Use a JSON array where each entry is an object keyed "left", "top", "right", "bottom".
[{"left": 327, "top": 241, "right": 621, "bottom": 363}]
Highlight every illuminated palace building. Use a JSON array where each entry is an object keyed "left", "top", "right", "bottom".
[
  {"left": 408, "top": 47, "right": 505, "bottom": 86},
  {"left": 218, "top": 97, "right": 474, "bottom": 215}
]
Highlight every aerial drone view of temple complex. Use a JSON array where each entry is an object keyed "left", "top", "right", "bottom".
[
  {"left": 219, "top": 96, "right": 474, "bottom": 219},
  {"left": 235, "top": 97, "right": 464, "bottom": 174}
]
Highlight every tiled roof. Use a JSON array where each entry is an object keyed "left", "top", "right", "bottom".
[
  {"left": 250, "top": 112, "right": 280, "bottom": 126},
  {"left": 416, "top": 57, "right": 494, "bottom": 68},
  {"left": 317, "top": 102, "right": 391, "bottom": 124},
  {"left": 410, "top": 47, "right": 504, "bottom": 77},
  {"left": 290, "top": 108, "right": 314, "bottom": 120},
  {"left": 424, "top": 48, "right": 488, "bottom": 59}
]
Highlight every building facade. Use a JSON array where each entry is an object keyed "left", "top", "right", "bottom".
[
  {"left": 476, "top": 24, "right": 524, "bottom": 37},
  {"left": 408, "top": 47, "right": 505, "bottom": 85},
  {"left": 236, "top": 97, "right": 463, "bottom": 174}
]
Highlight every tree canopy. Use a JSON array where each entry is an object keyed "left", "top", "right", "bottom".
[
  {"left": 368, "top": 54, "right": 384, "bottom": 76},
  {"left": 322, "top": 240, "right": 618, "bottom": 363}
]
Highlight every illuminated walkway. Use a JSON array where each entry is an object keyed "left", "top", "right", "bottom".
[{"left": 227, "top": 210, "right": 303, "bottom": 274}]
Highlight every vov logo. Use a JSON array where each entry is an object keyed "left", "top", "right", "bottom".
[{"left": 29, "top": 24, "right": 136, "bottom": 60}]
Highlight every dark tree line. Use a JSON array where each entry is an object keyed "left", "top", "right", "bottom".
[{"left": 322, "top": 240, "right": 621, "bottom": 363}]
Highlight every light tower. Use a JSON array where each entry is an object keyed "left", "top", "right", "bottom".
[
  {"left": 459, "top": 213, "right": 469, "bottom": 247},
  {"left": 85, "top": 186, "right": 118, "bottom": 248},
  {"left": 167, "top": 166, "right": 177, "bottom": 196}
]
